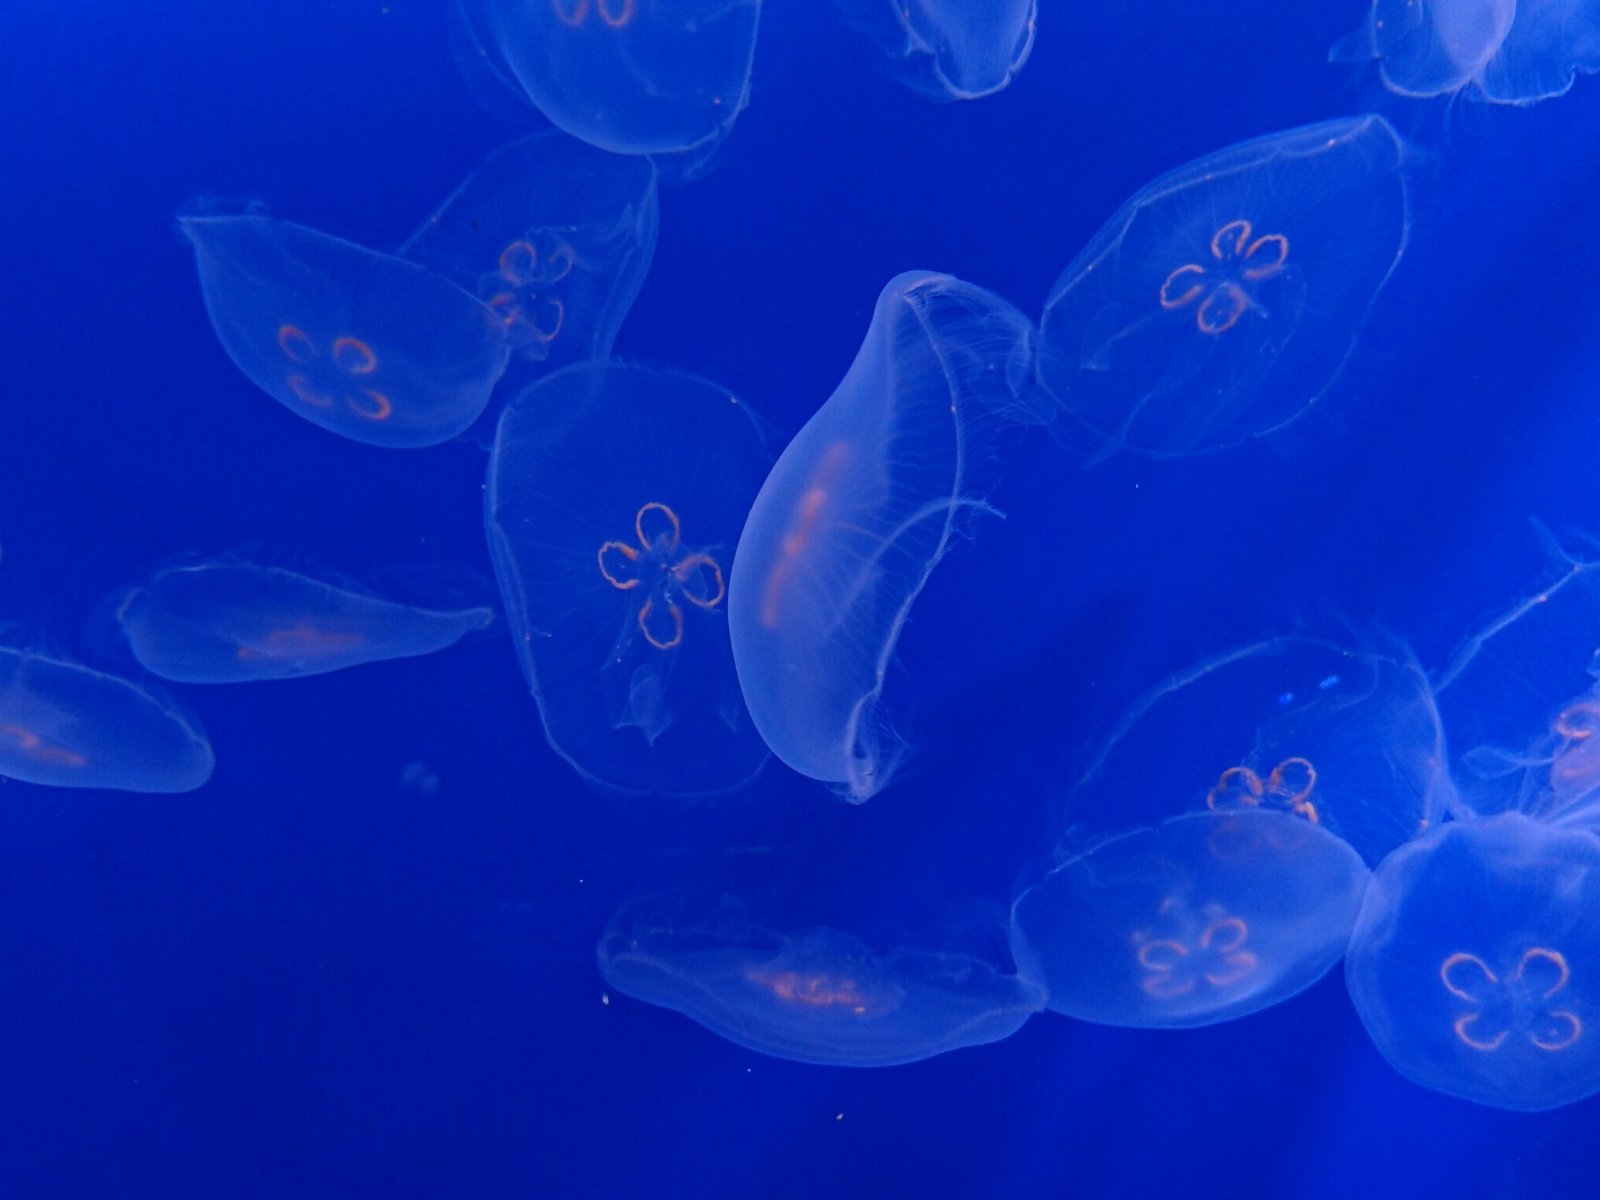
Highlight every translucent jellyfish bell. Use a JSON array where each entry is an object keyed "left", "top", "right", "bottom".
[
  {"left": 116, "top": 559, "right": 495, "bottom": 684},
  {"left": 451, "top": 0, "right": 761, "bottom": 160},
  {"left": 485, "top": 362, "right": 771, "bottom": 797},
  {"left": 0, "top": 644, "right": 213, "bottom": 792},
  {"left": 1010, "top": 637, "right": 1447, "bottom": 1029},
  {"left": 1036, "top": 116, "right": 1409, "bottom": 461},
  {"left": 833, "top": 0, "right": 1037, "bottom": 101},
  {"left": 598, "top": 886, "right": 1044, "bottom": 1066},
  {"left": 727, "top": 271, "right": 1048, "bottom": 802},
  {"left": 400, "top": 132, "right": 659, "bottom": 367},
  {"left": 1348, "top": 548, "right": 1600, "bottom": 1110},
  {"left": 180, "top": 208, "right": 511, "bottom": 448},
  {"left": 1333, "top": 0, "right": 1600, "bottom": 105}
]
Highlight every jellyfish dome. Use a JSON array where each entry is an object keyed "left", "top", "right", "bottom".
[
  {"left": 727, "top": 270, "right": 1049, "bottom": 802},
  {"left": 451, "top": 0, "right": 761, "bottom": 160},
  {"left": 180, "top": 207, "right": 511, "bottom": 449},
  {"left": 116, "top": 559, "right": 495, "bottom": 684},
  {"left": 1348, "top": 547, "right": 1600, "bottom": 1110},
  {"left": 598, "top": 886, "right": 1044, "bottom": 1067},
  {"left": 1334, "top": 0, "right": 1600, "bottom": 105},
  {"left": 1011, "top": 637, "right": 1448, "bottom": 1029},
  {"left": 833, "top": 0, "right": 1037, "bottom": 101},
  {"left": 0, "top": 644, "right": 213, "bottom": 793},
  {"left": 486, "top": 362, "right": 772, "bottom": 798},
  {"left": 1036, "top": 116, "right": 1409, "bottom": 460}
]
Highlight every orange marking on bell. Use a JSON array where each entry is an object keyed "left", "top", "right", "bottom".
[
  {"left": 1516, "top": 946, "right": 1571, "bottom": 998},
  {"left": 1454, "top": 1012, "right": 1509, "bottom": 1052},
  {"left": 747, "top": 968, "right": 871, "bottom": 1015},
  {"left": 1211, "top": 219, "right": 1252, "bottom": 259},
  {"left": 673, "top": 552, "right": 727, "bottom": 609},
  {"left": 331, "top": 337, "right": 377, "bottom": 375},
  {"left": 1135, "top": 938, "right": 1187, "bottom": 970},
  {"left": 597, "top": 540, "right": 643, "bottom": 590},
  {"left": 498, "top": 240, "right": 540, "bottom": 284},
  {"left": 1533, "top": 1012, "right": 1583, "bottom": 1051},
  {"left": 348, "top": 389, "right": 393, "bottom": 421},
  {"left": 636, "top": 501, "right": 682, "bottom": 553},
  {"left": 1207, "top": 764, "right": 1264, "bottom": 810},
  {"left": 530, "top": 297, "right": 566, "bottom": 344},
  {"left": 1440, "top": 951, "right": 1497, "bottom": 1000},
  {"left": 552, "top": 0, "right": 588, "bottom": 26},
  {"left": 0, "top": 723, "right": 87, "bottom": 768},
  {"left": 1242, "top": 233, "right": 1290, "bottom": 280},
  {"left": 1200, "top": 917, "right": 1248, "bottom": 955},
  {"left": 277, "top": 324, "right": 315, "bottom": 362},
  {"left": 237, "top": 623, "right": 368, "bottom": 662},
  {"left": 1196, "top": 283, "right": 1248, "bottom": 334},
  {"left": 1555, "top": 702, "right": 1600, "bottom": 740},
  {"left": 1158, "top": 263, "right": 1206, "bottom": 311},
  {"left": 760, "top": 441, "right": 852, "bottom": 630},
  {"left": 1202, "top": 951, "right": 1257, "bottom": 988},
  {"left": 286, "top": 375, "right": 335, "bottom": 409},
  {"left": 638, "top": 598, "right": 684, "bottom": 651},
  {"left": 544, "top": 242, "right": 577, "bottom": 282}
]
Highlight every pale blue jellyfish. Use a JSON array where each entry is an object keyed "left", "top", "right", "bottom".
[
  {"left": 0, "top": 643, "right": 213, "bottom": 792},
  {"left": 1333, "top": 0, "right": 1600, "bottom": 105},
  {"left": 727, "top": 271, "right": 1048, "bottom": 802},
  {"left": 1036, "top": 116, "right": 1409, "bottom": 460},
  {"left": 1348, "top": 547, "right": 1600, "bottom": 1110},
  {"left": 833, "top": 0, "right": 1036, "bottom": 100},
  {"left": 598, "top": 886, "right": 1044, "bottom": 1066},
  {"left": 486, "top": 362, "right": 771, "bottom": 797},
  {"left": 1011, "top": 637, "right": 1448, "bottom": 1028},
  {"left": 451, "top": 0, "right": 761, "bottom": 160},
  {"left": 116, "top": 559, "right": 495, "bottom": 683},
  {"left": 181, "top": 206, "right": 510, "bottom": 448}
]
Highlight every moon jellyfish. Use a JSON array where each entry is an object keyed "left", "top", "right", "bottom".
[
  {"left": 1036, "top": 115, "right": 1409, "bottom": 461},
  {"left": 450, "top": 0, "right": 761, "bottom": 160},
  {"left": 1348, "top": 547, "right": 1600, "bottom": 1110},
  {"left": 1333, "top": 0, "right": 1600, "bottom": 105},
  {"left": 1010, "top": 637, "right": 1447, "bottom": 1029},
  {"left": 833, "top": 0, "right": 1037, "bottom": 100},
  {"left": 115, "top": 560, "right": 495, "bottom": 684},
  {"left": 728, "top": 272, "right": 1046, "bottom": 802},
  {"left": 180, "top": 206, "right": 510, "bottom": 449},
  {"left": 400, "top": 132, "right": 659, "bottom": 367},
  {"left": 485, "top": 362, "right": 771, "bottom": 797},
  {"left": 0, "top": 645, "right": 213, "bottom": 792},
  {"left": 598, "top": 886, "right": 1044, "bottom": 1066}
]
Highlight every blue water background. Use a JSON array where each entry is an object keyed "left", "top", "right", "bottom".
[{"left": 2, "top": 1, "right": 1599, "bottom": 1195}]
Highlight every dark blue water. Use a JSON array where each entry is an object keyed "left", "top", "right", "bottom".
[{"left": 2, "top": 1, "right": 1598, "bottom": 1195}]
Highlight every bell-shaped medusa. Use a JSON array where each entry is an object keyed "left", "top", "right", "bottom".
[{"left": 485, "top": 362, "right": 772, "bottom": 797}]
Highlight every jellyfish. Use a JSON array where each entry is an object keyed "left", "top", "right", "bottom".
[
  {"left": 180, "top": 206, "right": 511, "bottom": 448},
  {"left": 400, "top": 131, "right": 659, "bottom": 367},
  {"left": 1332, "top": 0, "right": 1600, "bottom": 105},
  {"left": 727, "top": 271, "right": 1048, "bottom": 802},
  {"left": 450, "top": 0, "right": 761, "bottom": 161},
  {"left": 832, "top": 0, "right": 1036, "bottom": 101},
  {"left": 1347, "top": 547, "right": 1600, "bottom": 1110},
  {"left": 598, "top": 886, "right": 1044, "bottom": 1066},
  {"left": 1035, "top": 115, "right": 1409, "bottom": 461},
  {"left": 485, "top": 362, "right": 771, "bottom": 797},
  {"left": 115, "top": 559, "right": 496, "bottom": 684},
  {"left": 1010, "top": 637, "right": 1448, "bottom": 1029},
  {"left": 0, "top": 644, "right": 213, "bottom": 792}
]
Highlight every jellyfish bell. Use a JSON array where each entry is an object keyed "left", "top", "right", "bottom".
[{"left": 728, "top": 270, "right": 1049, "bottom": 802}]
